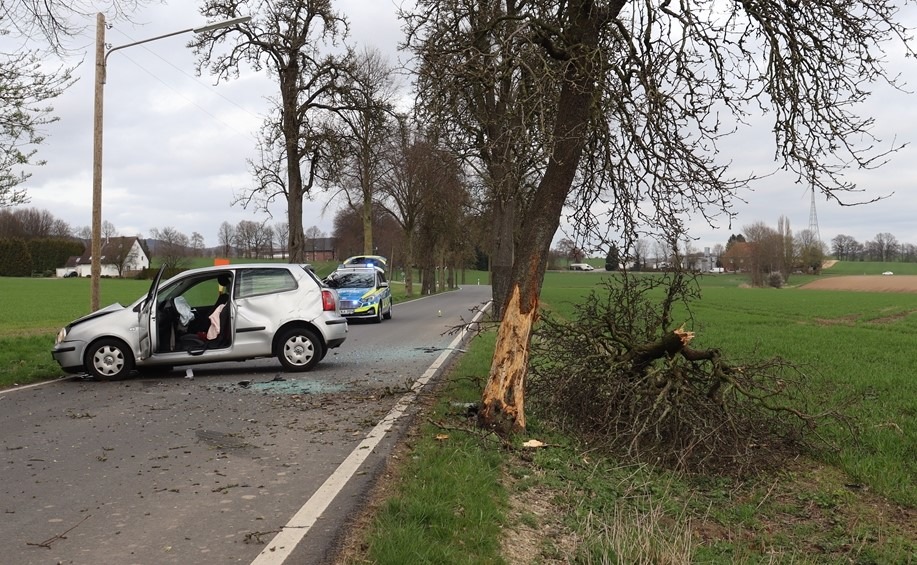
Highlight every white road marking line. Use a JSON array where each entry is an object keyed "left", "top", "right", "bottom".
[{"left": 250, "top": 303, "right": 491, "bottom": 565}]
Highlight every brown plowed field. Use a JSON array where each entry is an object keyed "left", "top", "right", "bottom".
[{"left": 800, "top": 275, "right": 917, "bottom": 293}]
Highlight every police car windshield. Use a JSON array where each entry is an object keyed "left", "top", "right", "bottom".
[{"left": 327, "top": 272, "right": 374, "bottom": 289}]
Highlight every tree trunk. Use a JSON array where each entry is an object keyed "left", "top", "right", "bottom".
[
  {"left": 280, "top": 62, "right": 306, "bottom": 263},
  {"left": 490, "top": 196, "right": 515, "bottom": 319},
  {"left": 479, "top": 0, "right": 608, "bottom": 434},
  {"left": 404, "top": 229, "right": 415, "bottom": 296},
  {"left": 478, "top": 284, "right": 532, "bottom": 434},
  {"left": 362, "top": 175, "right": 373, "bottom": 255}
]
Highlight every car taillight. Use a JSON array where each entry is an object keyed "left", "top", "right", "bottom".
[{"left": 321, "top": 289, "right": 337, "bottom": 311}]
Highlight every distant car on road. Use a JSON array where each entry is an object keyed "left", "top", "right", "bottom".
[
  {"left": 324, "top": 265, "right": 393, "bottom": 322},
  {"left": 51, "top": 264, "right": 347, "bottom": 381},
  {"left": 569, "top": 263, "right": 595, "bottom": 271},
  {"left": 882, "top": 271, "right": 894, "bottom": 276}
]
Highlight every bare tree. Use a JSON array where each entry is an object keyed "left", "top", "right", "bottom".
[
  {"left": 149, "top": 226, "right": 189, "bottom": 271},
  {"left": 777, "top": 216, "right": 794, "bottom": 282},
  {"left": 831, "top": 234, "right": 860, "bottom": 261},
  {"left": 304, "top": 224, "right": 323, "bottom": 261},
  {"left": 190, "top": 0, "right": 352, "bottom": 263},
  {"left": 0, "top": 206, "right": 71, "bottom": 238},
  {"left": 796, "top": 229, "right": 825, "bottom": 274},
  {"left": 101, "top": 220, "right": 118, "bottom": 241},
  {"left": 872, "top": 232, "right": 899, "bottom": 262},
  {"left": 190, "top": 232, "right": 206, "bottom": 256},
  {"left": 274, "top": 222, "right": 289, "bottom": 259},
  {"left": 377, "top": 119, "right": 460, "bottom": 296},
  {"left": 325, "top": 47, "right": 397, "bottom": 256},
  {"left": 217, "top": 221, "right": 235, "bottom": 258},
  {"left": 74, "top": 225, "right": 92, "bottom": 240},
  {"left": 234, "top": 220, "right": 260, "bottom": 259},
  {"left": 2, "top": 1, "right": 150, "bottom": 51},
  {"left": 403, "top": 1, "right": 556, "bottom": 316},
  {"left": 404, "top": 0, "right": 915, "bottom": 434}
]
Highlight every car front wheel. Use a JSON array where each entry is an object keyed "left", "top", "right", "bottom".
[
  {"left": 85, "top": 338, "right": 135, "bottom": 381},
  {"left": 277, "top": 328, "right": 322, "bottom": 372}
]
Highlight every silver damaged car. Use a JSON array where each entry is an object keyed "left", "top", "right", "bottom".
[{"left": 52, "top": 264, "right": 348, "bottom": 380}]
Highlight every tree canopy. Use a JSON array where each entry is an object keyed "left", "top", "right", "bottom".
[{"left": 402, "top": 0, "right": 917, "bottom": 433}]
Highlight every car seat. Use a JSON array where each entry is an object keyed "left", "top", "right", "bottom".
[{"left": 178, "top": 293, "right": 231, "bottom": 355}]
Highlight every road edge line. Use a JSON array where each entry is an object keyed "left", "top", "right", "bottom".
[{"left": 250, "top": 302, "right": 492, "bottom": 565}]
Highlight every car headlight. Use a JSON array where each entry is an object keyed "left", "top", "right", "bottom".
[{"left": 55, "top": 327, "right": 68, "bottom": 345}]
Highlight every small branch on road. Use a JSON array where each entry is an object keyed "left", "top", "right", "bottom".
[
  {"left": 26, "top": 514, "right": 91, "bottom": 549},
  {"left": 244, "top": 529, "right": 280, "bottom": 544}
]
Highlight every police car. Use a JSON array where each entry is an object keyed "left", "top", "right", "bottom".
[{"left": 323, "top": 265, "right": 393, "bottom": 322}]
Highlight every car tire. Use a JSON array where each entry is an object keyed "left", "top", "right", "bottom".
[
  {"left": 374, "top": 304, "right": 383, "bottom": 323},
  {"left": 383, "top": 301, "right": 392, "bottom": 320},
  {"left": 277, "top": 328, "right": 322, "bottom": 372},
  {"left": 85, "top": 338, "right": 135, "bottom": 381}
]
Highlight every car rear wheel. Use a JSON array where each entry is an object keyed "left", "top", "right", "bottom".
[
  {"left": 277, "top": 328, "right": 322, "bottom": 372},
  {"left": 85, "top": 338, "right": 135, "bottom": 381}
]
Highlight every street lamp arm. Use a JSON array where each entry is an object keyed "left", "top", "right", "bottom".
[
  {"left": 104, "top": 28, "right": 195, "bottom": 65},
  {"left": 103, "top": 16, "right": 252, "bottom": 67}
]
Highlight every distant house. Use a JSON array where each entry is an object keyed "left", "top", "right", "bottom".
[
  {"left": 57, "top": 236, "right": 150, "bottom": 278},
  {"left": 305, "top": 237, "right": 336, "bottom": 262}
]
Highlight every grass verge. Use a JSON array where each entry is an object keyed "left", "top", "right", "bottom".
[{"left": 339, "top": 329, "right": 915, "bottom": 564}]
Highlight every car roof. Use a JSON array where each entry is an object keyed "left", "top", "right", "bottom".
[
  {"left": 332, "top": 264, "right": 383, "bottom": 274},
  {"left": 341, "top": 255, "right": 388, "bottom": 268}
]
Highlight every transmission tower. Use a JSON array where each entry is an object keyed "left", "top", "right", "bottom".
[{"left": 808, "top": 186, "right": 821, "bottom": 242}]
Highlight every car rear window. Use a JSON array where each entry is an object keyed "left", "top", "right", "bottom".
[{"left": 237, "top": 268, "right": 298, "bottom": 298}]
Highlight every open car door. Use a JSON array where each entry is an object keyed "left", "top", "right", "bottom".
[{"left": 137, "top": 266, "right": 166, "bottom": 361}]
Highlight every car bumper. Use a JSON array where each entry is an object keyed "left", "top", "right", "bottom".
[
  {"left": 339, "top": 304, "right": 380, "bottom": 318},
  {"left": 320, "top": 315, "right": 349, "bottom": 348},
  {"left": 52, "top": 341, "right": 86, "bottom": 373}
]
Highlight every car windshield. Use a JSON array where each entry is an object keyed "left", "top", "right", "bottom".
[{"left": 326, "top": 272, "right": 375, "bottom": 289}]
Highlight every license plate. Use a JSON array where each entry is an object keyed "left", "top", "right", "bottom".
[{"left": 340, "top": 309, "right": 353, "bottom": 315}]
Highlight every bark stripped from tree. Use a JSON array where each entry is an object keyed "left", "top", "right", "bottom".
[{"left": 478, "top": 285, "right": 532, "bottom": 435}]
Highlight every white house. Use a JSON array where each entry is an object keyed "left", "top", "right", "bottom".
[{"left": 57, "top": 237, "right": 150, "bottom": 278}]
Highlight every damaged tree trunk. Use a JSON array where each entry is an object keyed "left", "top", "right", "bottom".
[
  {"left": 478, "top": 285, "right": 533, "bottom": 435},
  {"left": 477, "top": 0, "right": 609, "bottom": 435}
]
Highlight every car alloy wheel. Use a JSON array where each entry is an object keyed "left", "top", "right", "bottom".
[
  {"left": 86, "top": 338, "right": 135, "bottom": 381},
  {"left": 278, "top": 328, "right": 322, "bottom": 372}
]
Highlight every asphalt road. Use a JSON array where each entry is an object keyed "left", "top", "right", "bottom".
[{"left": 0, "top": 284, "right": 493, "bottom": 565}]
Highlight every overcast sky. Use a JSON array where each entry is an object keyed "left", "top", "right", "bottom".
[{"left": 11, "top": 1, "right": 917, "bottom": 253}]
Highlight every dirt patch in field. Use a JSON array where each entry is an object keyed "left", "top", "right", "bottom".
[{"left": 800, "top": 275, "right": 917, "bottom": 293}]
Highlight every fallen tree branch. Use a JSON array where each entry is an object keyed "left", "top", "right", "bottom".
[{"left": 27, "top": 514, "right": 91, "bottom": 549}]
